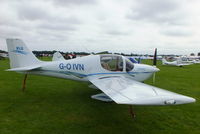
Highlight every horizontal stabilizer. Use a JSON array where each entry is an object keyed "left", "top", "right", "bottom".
[{"left": 6, "top": 65, "right": 41, "bottom": 71}]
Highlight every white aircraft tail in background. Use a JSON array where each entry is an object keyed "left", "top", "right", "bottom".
[{"left": 52, "top": 51, "right": 65, "bottom": 61}]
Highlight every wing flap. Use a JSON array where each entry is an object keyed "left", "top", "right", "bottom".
[{"left": 88, "top": 75, "right": 195, "bottom": 105}]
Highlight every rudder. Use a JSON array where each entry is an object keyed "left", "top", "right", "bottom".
[{"left": 162, "top": 58, "right": 167, "bottom": 65}]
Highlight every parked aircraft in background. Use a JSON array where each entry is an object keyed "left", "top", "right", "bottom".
[
  {"left": 6, "top": 39, "right": 196, "bottom": 117},
  {"left": 128, "top": 57, "right": 141, "bottom": 64},
  {"left": 180, "top": 58, "right": 200, "bottom": 64},
  {"left": 0, "top": 52, "right": 8, "bottom": 59},
  {"left": 162, "top": 58, "right": 193, "bottom": 67},
  {"left": 193, "top": 60, "right": 200, "bottom": 64},
  {"left": 172, "top": 56, "right": 200, "bottom": 64}
]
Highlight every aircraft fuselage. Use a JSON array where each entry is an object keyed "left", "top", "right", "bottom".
[{"left": 26, "top": 55, "right": 159, "bottom": 82}]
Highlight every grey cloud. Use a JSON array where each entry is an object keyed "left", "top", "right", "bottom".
[
  {"left": 106, "top": 30, "right": 129, "bottom": 36},
  {"left": 0, "top": 23, "right": 38, "bottom": 41},
  {"left": 161, "top": 30, "right": 193, "bottom": 37},
  {"left": 18, "top": 6, "right": 50, "bottom": 21},
  {"left": 0, "top": 16, "right": 18, "bottom": 28},
  {"left": 160, "top": 28, "right": 193, "bottom": 37},
  {"left": 127, "top": 0, "right": 183, "bottom": 25},
  {"left": 16, "top": 3, "right": 81, "bottom": 33},
  {"left": 17, "top": 3, "right": 81, "bottom": 24},
  {"left": 37, "top": 30, "right": 68, "bottom": 40},
  {"left": 58, "top": 17, "right": 81, "bottom": 25},
  {"left": 0, "top": 26, "right": 22, "bottom": 38},
  {"left": 52, "top": 0, "right": 96, "bottom": 6},
  {"left": 38, "top": 23, "right": 76, "bottom": 31},
  {"left": 35, "top": 16, "right": 80, "bottom": 33}
]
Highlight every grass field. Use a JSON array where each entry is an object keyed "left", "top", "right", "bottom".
[{"left": 0, "top": 58, "right": 199, "bottom": 134}]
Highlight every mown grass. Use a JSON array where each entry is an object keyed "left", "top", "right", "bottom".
[{"left": 0, "top": 58, "right": 199, "bottom": 134}]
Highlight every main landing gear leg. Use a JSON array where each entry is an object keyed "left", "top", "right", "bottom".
[
  {"left": 129, "top": 105, "right": 136, "bottom": 119},
  {"left": 22, "top": 74, "right": 28, "bottom": 92}
]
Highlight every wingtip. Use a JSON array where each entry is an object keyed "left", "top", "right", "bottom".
[
  {"left": 175, "top": 96, "right": 196, "bottom": 104},
  {"left": 188, "top": 97, "right": 196, "bottom": 103}
]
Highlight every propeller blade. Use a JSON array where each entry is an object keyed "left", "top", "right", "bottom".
[
  {"left": 153, "top": 48, "right": 157, "bottom": 84},
  {"left": 153, "top": 48, "right": 157, "bottom": 66}
]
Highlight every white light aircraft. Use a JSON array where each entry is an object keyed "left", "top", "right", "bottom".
[
  {"left": 175, "top": 57, "right": 199, "bottom": 64},
  {"left": 6, "top": 39, "right": 195, "bottom": 111},
  {"left": 162, "top": 58, "right": 192, "bottom": 67}
]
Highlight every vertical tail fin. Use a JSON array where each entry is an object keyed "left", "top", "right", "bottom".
[
  {"left": 6, "top": 39, "right": 42, "bottom": 68},
  {"left": 52, "top": 51, "right": 65, "bottom": 61},
  {"left": 162, "top": 58, "right": 167, "bottom": 65}
]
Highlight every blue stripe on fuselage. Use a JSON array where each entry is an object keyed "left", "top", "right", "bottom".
[{"left": 37, "top": 69, "right": 152, "bottom": 79}]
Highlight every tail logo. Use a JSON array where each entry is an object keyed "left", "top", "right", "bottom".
[{"left": 12, "top": 46, "right": 28, "bottom": 55}]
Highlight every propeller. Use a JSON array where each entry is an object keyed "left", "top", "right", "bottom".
[
  {"left": 153, "top": 48, "right": 157, "bottom": 66},
  {"left": 153, "top": 48, "right": 157, "bottom": 84}
]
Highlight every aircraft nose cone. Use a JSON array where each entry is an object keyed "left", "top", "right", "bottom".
[
  {"left": 150, "top": 66, "right": 160, "bottom": 72},
  {"left": 154, "top": 67, "right": 160, "bottom": 72}
]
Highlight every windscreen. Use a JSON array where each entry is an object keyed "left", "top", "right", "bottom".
[
  {"left": 100, "top": 55, "right": 123, "bottom": 71},
  {"left": 126, "top": 59, "right": 134, "bottom": 72}
]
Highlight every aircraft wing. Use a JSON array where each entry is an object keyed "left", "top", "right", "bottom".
[{"left": 88, "top": 75, "right": 195, "bottom": 105}]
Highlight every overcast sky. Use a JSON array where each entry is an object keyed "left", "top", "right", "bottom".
[{"left": 0, "top": 0, "right": 200, "bottom": 55}]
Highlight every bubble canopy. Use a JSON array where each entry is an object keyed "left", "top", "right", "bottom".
[{"left": 100, "top": 55, "right": 134, "bottom": 72}]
